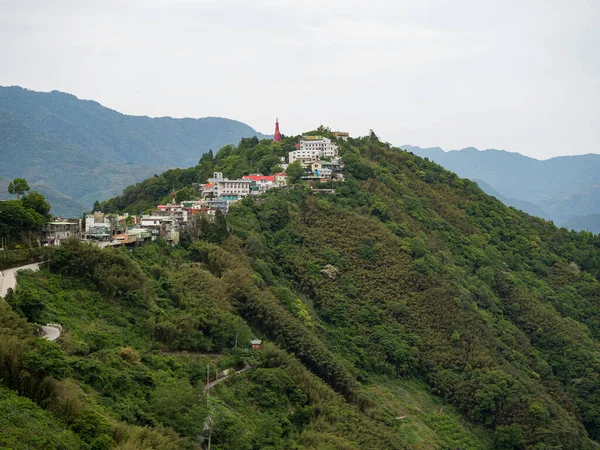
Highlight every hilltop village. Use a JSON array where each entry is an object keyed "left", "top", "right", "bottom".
[{"left": 40, "top": 127, "right": 348, "bottom": 248}]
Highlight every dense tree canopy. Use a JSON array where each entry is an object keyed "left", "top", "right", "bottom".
[
  {"left": 0, "top": 194, "right": 50, "bottom": 245},
  {"left": 285, "top": 160, "right": 304, "bottom": 183}
]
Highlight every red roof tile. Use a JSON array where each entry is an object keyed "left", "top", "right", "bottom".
[{"left": 243, "top": 175, "right": 275, "bottom": 182}]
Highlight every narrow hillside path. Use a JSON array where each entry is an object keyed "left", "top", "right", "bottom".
[
  {"left": 0, "top": 263, "right": 40, "bottom": 298},
  {"left": 204, "top": 364, "right": 251, "bottom": 393}
]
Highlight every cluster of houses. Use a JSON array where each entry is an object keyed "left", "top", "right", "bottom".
[
  {"left": 288, "top": 135, "right": 345, "bottom": 181},
  {"left": 196, "top": 172, "right": 289, "bottom": 213},
  {"left": 42, "top": 210, "right": 183, "bottom": 247},
  {"left": 195, "top": 135, "right": 346, "bottom": 211},
  {"left": 41, "top": 134, "right": 347, "bottom": 248}
]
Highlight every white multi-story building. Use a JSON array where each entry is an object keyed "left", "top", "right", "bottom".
[
  {"left": 300, "top": 136, "right": 338, "bottom": 158},
  {"left": 140, "top": 216, "right": 166, "bottom": 228},
  {"left": 289, "top": 137, "right": 339, "bottom": 166},
  {"left": 202, "top": 172, "right": 252, "bottom": 198},
  {"left": 139, "top": 215, "right": 177, "bottom": 241},
  {"left": 288, "top": 148, "right": 321, "bottom": 165},
  {"left": 42, "top": 221, "right": 81, "bottom": 246},
  {"left": 85, "top": 212, "right": 111, "bottom": 238},
  {"left": 243, "top": 175, "right": 276, "bottom": 195}
]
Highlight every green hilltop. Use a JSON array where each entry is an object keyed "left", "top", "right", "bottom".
[{"left": 2, "top": 131, "right": 600, "bottom": 449}]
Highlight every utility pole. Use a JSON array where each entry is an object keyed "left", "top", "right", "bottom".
[
  {"left": 206, "top": 364, "right": 210, "bottom": 402},
  {"left": 205, "top": 364, "right": 212, "bottom": 450}
]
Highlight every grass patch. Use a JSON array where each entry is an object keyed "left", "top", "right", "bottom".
[{"left": 366, "top": 378, "right": 492, "bottom": 449}]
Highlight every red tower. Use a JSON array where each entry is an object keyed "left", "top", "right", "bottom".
[{"left": 273, "top": 118, "right": 281, "bottom": 142}]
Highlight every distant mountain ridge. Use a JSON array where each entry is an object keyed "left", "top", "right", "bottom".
[
  {"left": 403, "top": 144, "right": 600, "bottom": 232},
  {"left": 563, "top": 213, "right": 600, "bottom": 234},
  {"left": 0, "top": 86, "right": 269, "bottom": 216},
  {"left": 469, "top": 178, "right": 549, "bottom": 220}
]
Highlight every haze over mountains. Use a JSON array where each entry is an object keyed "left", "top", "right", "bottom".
[
  {"left": 0, "top": 86, "right": 268, "bottom": 216},
  {"left": 403, "top": 145, "right": 600, "bottom": 234}
]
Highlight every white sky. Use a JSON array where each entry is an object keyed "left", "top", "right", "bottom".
[{"left": 1, "top": 0, "right": 598, "bottom": 159}]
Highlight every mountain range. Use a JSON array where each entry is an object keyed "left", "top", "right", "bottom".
[
  {"left": 403, "top": 145, "right": 600, "bottom": 233},
  {"left": 2, "top": 85, "right": 598, "bottom": 234},
  {"left": 0, "top": 86, "right": 268, "bottom": 216}
]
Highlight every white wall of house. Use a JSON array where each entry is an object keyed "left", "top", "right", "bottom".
[
  {"left": 290, "top": 137, "right": 338, "bottom": 165},
  {"left": 275, "top": 174, "right": 288, "bottom": 186},
  {"left": 140, "top": 217, "right": 164, "bottom": 227},
  {"left": 217, "top": 180, "right": 251, "bottom": 197},
  {"left": 85, "top": 214, "right": 111, "bottom": 233},
  {"left": 289, "top": 149, "right": 321, "bottom": 165}
]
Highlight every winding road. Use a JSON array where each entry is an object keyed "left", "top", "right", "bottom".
[
  {"left": 0, "top": 262, "right": 61, "bottom": 341},
  {"left": 0, "top": 262, "right": 40, "bottom": 298},
  {"left": 40, "top": 325, "right": 61, "bottom": 341}
]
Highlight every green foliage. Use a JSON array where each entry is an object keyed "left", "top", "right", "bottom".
[
  {"left": 494, "top": 425, "right": 525, "bottom": 449},
  {"left": 180, "top": 211, "right": 228, "bottom": 247},
  {"left": 8, "top": 177, "right": 30, "bottom": 199},
  {"left": 0, "top": 185, "right": 50, "bottom": 248},
  {"left": 21, "top": 190, "right": 51, "bottom": 216},
  {"left": 175, "top": 186, "right": 197, "bottom": 203},
  {"left": 0, "top": 385, "right": 83, "bottom": 449},
  {"left": 22, "top": 339, "right": 72, "bottom": 379},
  {"left": 147, "top": 378, "right": 207, "bottom": 438},
  {"left": 48, "top": 239, "right": 149, "bottom": 301},
  {"left": 0, "top": 198, "right": 47, "bottom": 244},
  {"left": 0, "top": 191, "right": 50, "bottom": 247},
  {"left": 0, "top": 247, "right": 49, "bottom": 270},
  {"left": 286, "top": 160, "right": 304, "bottom": 183}
]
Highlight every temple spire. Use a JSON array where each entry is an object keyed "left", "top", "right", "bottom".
[{"left": 274, "top": 118, "right": 281, "bottom": 142}]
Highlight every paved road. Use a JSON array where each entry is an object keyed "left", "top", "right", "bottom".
[
  {"left": 0, "top": 263, "right": 40, "bottom": 298},
  {"left": 41, "top": 325, "right": 61, "bottom": 341},
  {"left": 41, "top": 325, "right": 60, "bottom": 341},
  {"left": 0, "top": 262, "right": 61, "bottom": 341}
]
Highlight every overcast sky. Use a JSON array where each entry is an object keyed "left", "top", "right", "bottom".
[{"left": 1, "top": 0, "right": 598, "bottom": 159}]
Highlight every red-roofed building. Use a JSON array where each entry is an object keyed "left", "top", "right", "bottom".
[
  {"left": 243, "top": 174, "right": 276, "bottom": 194},
  {"left": 243, "top": 175, "right": 275, "bottom": 182}
]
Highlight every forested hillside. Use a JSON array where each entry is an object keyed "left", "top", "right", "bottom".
[
  {"left": 4, "top": 132, "right": 600, "bottom": 449},
  {"left": 0, "top": 86, "right": 268, "bottom": 215},
  {"left": 404, "top": 145, "right": 600, "bottom": 231}
]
